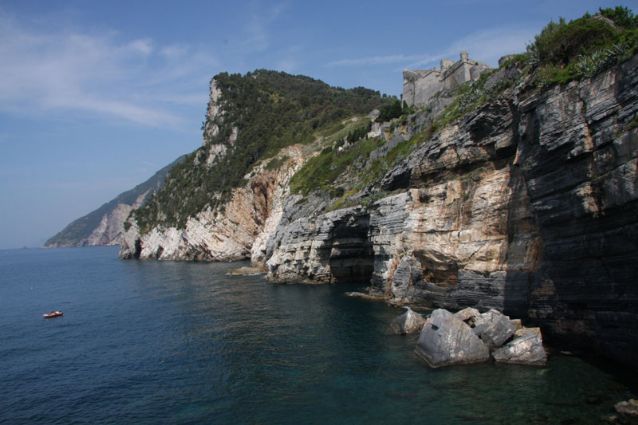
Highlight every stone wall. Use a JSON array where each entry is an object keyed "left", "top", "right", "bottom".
[
  {"left": 403, "top": 51, "right": 490, "bottom": 107},
  {"left": 402, "top": 70, "right": 442, "bottom": 108}
]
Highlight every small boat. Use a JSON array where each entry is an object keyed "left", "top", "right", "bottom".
[{"left": 43, "top": 310, "right": 63, "bottom": 319}]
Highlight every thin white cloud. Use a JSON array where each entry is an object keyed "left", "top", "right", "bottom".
[
  {"left": 448, "top": 26, "right": 538, "bottom": 66},
  {"left": 327, "top": 25, "right": 538, "bottom": 70},
  {"left": 0, "top": 11, "right": 218, "bottom": 128},
  {"left": 327, "top": 54, "right": 432, "bottom": 67},
  {"left": 240, "top": 1, "right": 288, "bottom": 52},
  {"left": 276, "top": 58, "right": 298, "bottom": 73}
]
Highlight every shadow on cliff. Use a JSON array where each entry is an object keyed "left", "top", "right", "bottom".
[
  {"left": 503, "top": 110, "right": 638, "bottom": 370},
  {"left": 327, "top": 211, "right": 375, "bottom": 284}
]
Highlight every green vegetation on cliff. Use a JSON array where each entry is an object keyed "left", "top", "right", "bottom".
[
  {"left": 290, "top": 132, "right": 384, "bottom": 196},
  {"left": 127, "top": 8, "right": 638, "bottom": 236},
  {"left": 288, "top": 7, "right": 638, "bottom": 213},
  {"left": 513, "top": 7, "right": 638, "bottom": 85},
  {"left": 132, "top": 70, "right": 391, "bottom": 233}
]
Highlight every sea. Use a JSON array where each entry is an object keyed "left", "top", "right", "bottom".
[{"left": 1, "top": 246, "right": 635, "bottom": 425}]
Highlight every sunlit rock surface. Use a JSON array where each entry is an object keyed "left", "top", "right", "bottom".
[
  {"left": 493, "top": 327, "right": 547, "bottom": 366},
  {"left": 390, "top": 307, "right": 427, "bottom": 335},
  {"left": 415, "top": 309, "right": 490, "bottom": 367}
]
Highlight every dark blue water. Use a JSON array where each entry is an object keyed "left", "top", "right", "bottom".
[{"left": 1, "top": 247, "right": 634, "bottom": 425}]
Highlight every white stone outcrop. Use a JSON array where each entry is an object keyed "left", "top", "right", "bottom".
[
  {"left": 120, "top": 146, "right": 305, "bottom": 261},
  {"left": 415, "top": 308, "right": 546, "bottom": 368}
]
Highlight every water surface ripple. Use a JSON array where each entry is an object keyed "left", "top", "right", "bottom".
[{"left": 0, "top": 247, "right": 633, "bottom": 424}]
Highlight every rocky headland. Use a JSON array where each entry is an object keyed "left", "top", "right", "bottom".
[
  {"left": 45, "top": 158, "right": 181, "bottom": 247},
  {"left": 50, "top": 10, "right": 638, "bottom": 371}
]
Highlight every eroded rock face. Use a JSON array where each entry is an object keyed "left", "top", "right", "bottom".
[
  {"left": 119, "top": 55, "right": 638, "bottom": 370},
  {"left": 415, "top": 309, "right": 490, "bottom": 367},
  {"left": 492, "top": 327, "right": 547, "bottom": 366},
  {"left": 366, "top": 103, "right": 535, "bottom": 312},
  {"left": 260, "top": 56, "right": 638, "bottom": 368},
  {"left": 266, "top": 206, "right": 374, "bottom": 283},
  {"left": 390, "top": 307, "right": 427, "bottom": 335},
  {"left": 119, "top": 147, "right": 304, "bottom": 261},
  {"left": 370, "top": 57, "right": 638, "bottom": 368}
]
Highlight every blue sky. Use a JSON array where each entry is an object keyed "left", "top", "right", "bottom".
[{"left": 0, "top": 0, "right": 635, "bottom": 249}]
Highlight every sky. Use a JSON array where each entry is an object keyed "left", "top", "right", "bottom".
[{"left": 0, "top": 0, "right": 636, "bottom": 249}]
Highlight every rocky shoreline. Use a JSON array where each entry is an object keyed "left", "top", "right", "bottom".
[
  {"left": 118, "top": 54, "right": 638, "bottom": 370},
  {"left": 391, "top": 306, "right": 547, "bottom": 368},
  {"left": 111, "top": 48, "right": 638, "bottom": 371}
]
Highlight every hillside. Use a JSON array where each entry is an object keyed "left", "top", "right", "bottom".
[
  {"left": 45, "top": 157, "right": 182, "bottom": 247},
  {"left": 130, "top": 70, "right": 391, "bottom": 235}
]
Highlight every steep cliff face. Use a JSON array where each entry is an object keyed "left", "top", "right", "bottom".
[
  {"left": 114, "top": 33, "right": 637, "bottom": 367},
  {"left": 84, "top": 192, "right": 148, "bottom": 246},
  {"left": 265, "top": 206, "right": 374, "bottom": 283},
  {"left": 119, "top": 70, "right": 389, "bottom": 261},
  {"left": 120, "top": 146, "right": 304, "bottom": 261},
  {"left": 518, "top": 57, "right": 638, "bottom": 365},
  {"left": 264, "top": 55, "right": 638, "bottom": 365}
]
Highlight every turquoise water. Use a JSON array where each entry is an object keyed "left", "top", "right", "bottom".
[{"left": 0, "top": 246, "right": 634, "bottom": 425}]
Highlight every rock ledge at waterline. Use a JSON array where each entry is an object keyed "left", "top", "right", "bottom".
[{"left": 412, "top": 308, "right": 546, "bottom": 368}]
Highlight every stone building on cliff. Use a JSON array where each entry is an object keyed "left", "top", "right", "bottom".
[{"left": 402, "top": 51, "right": 490, "bottom": 107}]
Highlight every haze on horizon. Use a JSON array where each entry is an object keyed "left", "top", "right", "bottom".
[{"left": 0, "top": 0, "right": 634, "bottom": 249}]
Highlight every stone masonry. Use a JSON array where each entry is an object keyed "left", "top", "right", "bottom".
[{"left": 402, "top": 51, "right": 490, "bottom": 107}]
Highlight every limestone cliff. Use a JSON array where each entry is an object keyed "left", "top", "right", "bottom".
[
  {"left": 84, "top": 192, "right": 148, "bottom": 246},
  {"left": 117, "top": 12, "right": 638, "bottom": 368},
  {"left": 119, "top": 70, "right": 390, "bottom": 260},
  {"left": 119, "top": 146, "right": 304, "bottom": 261},
  {"left": 263, "top": 54, "right": 638, "bottom": 367}
]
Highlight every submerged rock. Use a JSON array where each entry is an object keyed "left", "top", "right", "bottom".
[
  {"left": 390, "top": 307, "right": 427, "bottom": 335},
  {"left": 415, "top": 309, "right": 489, "bottom": 368},
  {"left": 492, "top": 327, "right": 547, "bottom": 366},
  {"left": 472, "top": 309, "right": 516, "bottom": 349},
  {"left": 226, "top": 266, "right": 266, "bottom": 276},
  {"left": 345, "top": 291, "right": 386, "bottom": 302}
]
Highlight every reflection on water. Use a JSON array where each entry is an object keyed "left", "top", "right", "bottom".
[{"left": 0, "top": 247, "right": 635, "bottom": 425}]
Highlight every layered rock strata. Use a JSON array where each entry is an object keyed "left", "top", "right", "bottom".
[
  {"left": 120, "top": 147, "right": 304, "bottom": 261},
  {"left": 265, "top": 56, "right": 638, "bottom": 367},
  {"left": 118, "top": 56, "right": 638, "bottom": 369}
]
